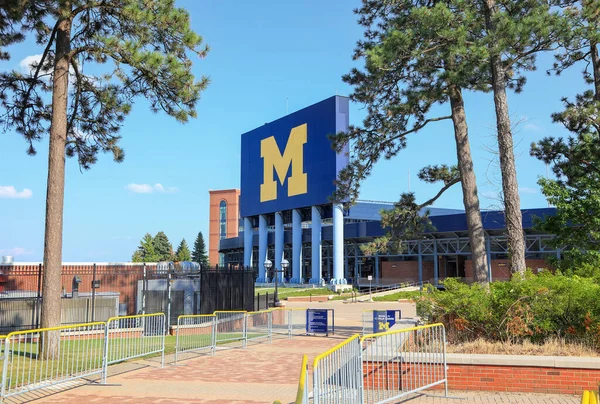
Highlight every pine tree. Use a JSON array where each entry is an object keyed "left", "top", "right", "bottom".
[
  {"left": 153, "top": 232, "right": 173, "bottom": 262},
  {"left": 176, "top": 238, "right": 191, "bottom": 262},
  {"left": 0, "top": 1, "right": 209, "bottom": 342},
  {"left": 335, "top": 0, "right": 490, "bottom": 283},
  {"left": 530, "top": 0, "right": 600, "bottom": 268},
  {"left": 192, "top": 231, "right": 209, "bottom": 267},
  {"left": 131, "top": 233, "right": 159, "bottom": 262},
  {"left": 479, "top": 0, "right": 567, "bottom": 276}
]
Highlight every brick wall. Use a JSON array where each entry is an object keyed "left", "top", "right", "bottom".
[
  {"left": 208, "top": 189, "right": 240, "bottom": 265},
  {"left": 363, "top": 360, "right": 600, "bottom": 395},
  {"left": 381, "top": 261, "right": 435, "bottom": 284},
  {"left": 464, "top": 259, "right": 550, "bottom": 283}
]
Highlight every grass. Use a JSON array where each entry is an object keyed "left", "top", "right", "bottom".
[
  {"left": 446, "top": 337, "right": 599, "bottom": 357},
  {"left": 255, "top": 287, "right": 333, "bottom": 299},
  {"left": 372, "top": 290, "right": 424, "bottom": 301}
]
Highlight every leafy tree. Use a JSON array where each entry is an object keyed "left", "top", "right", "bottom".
[
  {"left": 335, "top": 0, "right": 490, "bottom": 283},
  {"left": 0, "top": 0, "right": 209, "bottom": 337},
  {"left": 153, "top": 231, "right": 173, "bottom": 262},
  {"left": 530, "top": 0, "right": 600, "bottom": 268},
  {"left": 175, "top": 238, "right": 191, "bottom": 262},
  {"left": 132, "top": 233, "right": 159, "bottom": 262},
  {"left": 192, "top": 231, "right": 209, "bottom": 267},
  {"left": 479, "top": 0, "right": 567, "bottom": 275}
]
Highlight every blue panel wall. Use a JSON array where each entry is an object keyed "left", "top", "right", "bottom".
[{"left": 240, "top": 96, "right": 349, "bottom": 217}]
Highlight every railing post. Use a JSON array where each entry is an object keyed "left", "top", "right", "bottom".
[
  {"left": 443, "top": 325, "right": 448, "bottom": 397},
  {"left": 161, "top": 314, "right": 165, "bottom": 368},
  {"left": 174, "top": 316, "right": 180, "bottom": 364},
  {"left": 102, "top": 321, "right": 110, "bottom": 384},
  {"left": 211, "top": 316, "right": 217, "bottom": 355},
  {"left": 357, "top": 337, "right": 364, "bottom": 404},
  {"left": 1, "top": 337, "right": 10, "bottom": 402}
]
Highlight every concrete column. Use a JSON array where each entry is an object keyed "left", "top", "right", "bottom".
[
  {"left": 274, "top": 211, "right": 284, "bottom": 283},
  {"left": 433, "top": 239, "right": 439, "bottom": 286},
  {"left": 291, "top": 209, "right": 302, "bottom": 283},
  {"left": 310, "top": 206, "right": 322, "bottom": 284},
  {"left": 243, "top": 218, "right": 253, "bottom": 269},
  {"left": 331, "top": 203, "right": 346, "bottom": 284},
  {"left": 486, "top": 236, "right": 493, "bottom": 283},
  {"left": 354, "top": 245, "right": 359, "bottom": 281},
  {"left": 257, "top": 215, "right": 268, "bottom": 282}
]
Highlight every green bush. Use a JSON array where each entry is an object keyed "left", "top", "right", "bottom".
[{"left": 418, "top": 272, "right": 600, "bottom": 348}]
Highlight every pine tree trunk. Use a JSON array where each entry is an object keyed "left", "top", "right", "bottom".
[
  {"left": 591, "top": 41, "right": 600, "bottom": 100},
  {"left": 483, "top": 0, "right": 526, "bottom": 277},
  {"left": 41, "top": 11, "right": 71, "bottom": 358},
  {"left": 448, "top": 84, "right": 489, "bottom": 284}
]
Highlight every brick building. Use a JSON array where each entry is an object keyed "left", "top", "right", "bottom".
[{"left": 208, "top": 189, "right": 240, "bottom": 267}]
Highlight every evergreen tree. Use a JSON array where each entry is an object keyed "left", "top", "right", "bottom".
[
  {"left": 175, "top": 238, "right": 191, "bottom": 262},
  {"left": 153, "top": 232, "right": 173, "bottom": 262},
  {"left": 335, "top": 0, "right": 490, "bottom": 283},
  {"left": 192, "top": 231, "right": 209, "bottom": 267},
  {"left": 0, "top": 1, "right": 209, "bottom": 339},
  {"left": 131, "top": 233, "right": 159, "bottom": 262},
  {"left": 479, "top": 0, "right": 567, "bottom": 275},
  {"left": 530, "top": 0, "right": 600, "bottom": 268}
]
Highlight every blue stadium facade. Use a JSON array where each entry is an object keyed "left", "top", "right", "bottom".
[{"left": 218, "top": 96, "right": 559, "bottom": 286}]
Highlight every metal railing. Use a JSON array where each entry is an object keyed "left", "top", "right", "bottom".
[
  {"left": 313, "top": 334, "right": 364, "bottom": 404},
  {"left": 0, "top": 322, "right": 106, "bottom": 402},
  {"left": 245, "top": 311, "right": 272, "bottom": 345},
  {"left": 361, "top": 310, "right": 402, "bottom": 336},
  {"left": 214, "top": 311, "right": 247, "bottom": 348},
  {"left": 174, "top": 314, "right": 216, "bottom": 364},
  {"left": 295, "top": 354, "right": 309, "bottom": 404},
  {"left": 103, "top": 313, "right": 165, "bottom": 382},
  {"left": 361, "top": 323, "right": 448, "bottom": 403},
  {"left": 307, "top": 323, "right": 448, "bottom": 404}
]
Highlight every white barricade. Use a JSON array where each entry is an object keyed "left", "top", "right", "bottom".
[
  {"left": 103, "top": 313, "right": 165, "bottom": 381},
  {"left": 175, "top": 314, "right": 216, "bottom": 363},
  {"left": 214, "top": 311, "right": 246, "bottom": 348},
  {"left": 245, "top": 311, "right": 271, "bottom": 345},
  {"left": 0, "top": 322, "right": 106, "bottom": 401}
]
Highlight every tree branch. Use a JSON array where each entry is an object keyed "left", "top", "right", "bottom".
[{"left": 418, "top": 177, "right": 460, "bottom": 209}]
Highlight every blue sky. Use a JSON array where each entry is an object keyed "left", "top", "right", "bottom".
[{"left": 0, "top": 0, "right": 587, "bottom": 262}]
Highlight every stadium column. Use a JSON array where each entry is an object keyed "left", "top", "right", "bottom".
[
  {"left": 275, "top": 211, "right": 284, "bottom": 283},
  {"left": 291, "top": 209, "right": 302, "bottom": 283},
  {"left": 243, "top": 218, "right": 253, "bottom": 269},
  {"left": 310, "top": 206, "right": 322, "bottom": 284},
  {"left": 257, "top": 215, "right": 268, "bottom": 282},
  {"left": 331, "top": 203, "right": 346, "bottom": 284}
]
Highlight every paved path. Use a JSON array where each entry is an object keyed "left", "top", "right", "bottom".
[{"left": 13, "top": 302, "right": 580, "bottom": 404}]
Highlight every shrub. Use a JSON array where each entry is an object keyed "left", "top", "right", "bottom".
[{"left": 418, "top": 272, "right": 600, "bottom": 349}]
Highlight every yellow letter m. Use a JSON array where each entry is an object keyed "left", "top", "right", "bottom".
[{"left": 260, "top": 124, "right": 308, "bottom": 202}]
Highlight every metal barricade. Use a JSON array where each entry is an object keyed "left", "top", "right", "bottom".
[
  {"left": 270, "top": 308, "right": 290, "bottom": 339},
  {"left": 175, "top": 315, "right": 216, "bottom": 363},
  {"left": 245, "top": 311, "right": 271, "bottom": 345},
  {"left": 362, "top": 309, "right": 402, "bottom": 336},
  {"left": 214, "top": 311, "right": 246, "bottom": 348},
  {"left": 0, "top": 322, "right": 106, "bottom": 401},
  {"left": 361, "top": 323, "right": 448, "bottom": 403},
  {"left": 313, "top": 334, "right": 364, "bottom": 404},
  {"left": 103, "top": 313, "right": 165, "bottom": 381},
  {"left": 289, "top": 309, "right": 307, "bottom": 337},
  {"left": 294, "top": 354, "right": 309, "bottom": 404}
]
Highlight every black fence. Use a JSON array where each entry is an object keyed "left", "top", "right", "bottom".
[{"left": 0, "top": 263, "right": 256, "bottom": 333}]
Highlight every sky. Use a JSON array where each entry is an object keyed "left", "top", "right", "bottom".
[{"left": 0, "top": 0, "right": 589, "bottom": 262}]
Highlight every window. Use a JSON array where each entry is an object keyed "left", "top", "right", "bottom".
[{"left": 219, "top": 200, "right": 227, "bottom": 239}]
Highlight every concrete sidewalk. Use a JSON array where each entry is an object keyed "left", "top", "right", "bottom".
[{"left": 27, "top": 335, "right": 579, "bottom": 404}]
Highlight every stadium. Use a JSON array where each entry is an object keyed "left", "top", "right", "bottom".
[{"left": 211, "top": 96, "right": 559, "bottom": 288}]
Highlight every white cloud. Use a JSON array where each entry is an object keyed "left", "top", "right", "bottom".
[
  {"left": 0, "top": 186, "right": 32, "bottom": 199},
  {"left": 126, "top": 183, "right": 178, "bottom": 194},
  {"left": 0, "top": 247, "right": 32, "bottom": 257},
  {"left": 519, "top": 187, "right": 538, "bottom": 195},
  {"left": 523, "top": 123, "right": 543, "bottom": 133}
]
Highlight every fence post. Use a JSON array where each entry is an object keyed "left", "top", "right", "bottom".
[
  {"left": 174, "top": 316, "right": 179, "bottom": 365},
  {"left": 161, "top": 314, "right": 166, "bottom": 368},
  {"left": 443, "top": 326, "right": 449, "bottom": 396},
  {"left": 142, "top": 263, "right": 147, "bottom": 315},
  {"left": 243, "top": 313, "right": 248, "bottom": 348},
  {"left": 167, "top": 265, "right": 173, "bottom": 334},
  {"left": 1, "top": 337, "right": 10, "bottom": 402},
  {"left": 357, "top": 338, "right": 364, "bottom": 403},
  {"left": 91, "top": 263, "right": 97, "bottom": 322},
  {"left": 102, "top": 321, "right": 110, "bottom": 384},
  {"left": 35, "top": 263, "right": 42, "bottom": 329},
  {"left": 211, "top": 316, "right": 217, "bottom": 355}
]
